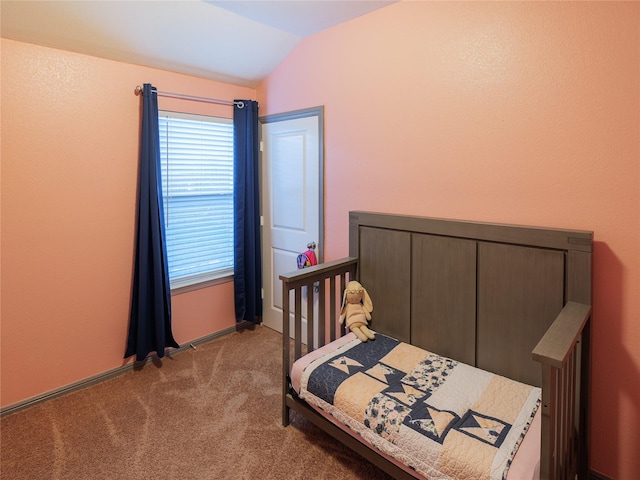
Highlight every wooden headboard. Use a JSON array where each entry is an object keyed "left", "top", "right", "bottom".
[{"left": 348, "top": 211, "right": 593, "bottom": 388}]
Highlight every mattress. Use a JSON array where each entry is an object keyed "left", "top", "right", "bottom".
[{"left": 291, "top": 332, "right": 541, "bottom": 480}]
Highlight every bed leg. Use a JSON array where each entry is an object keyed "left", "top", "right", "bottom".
[{"left": 283, "top": 402, "right": 290, "bottom": 427}]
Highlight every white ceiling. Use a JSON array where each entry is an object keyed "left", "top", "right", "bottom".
[{"left": 1, "top": 0, "right": 397, "bottom": 87}]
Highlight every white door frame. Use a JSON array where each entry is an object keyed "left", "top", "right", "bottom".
[{"left": 259, "top": 106, "right": 324, "bottom": 334}]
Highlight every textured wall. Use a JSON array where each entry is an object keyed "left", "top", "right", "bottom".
[
  {"left": 1, "top": 39, "right": 253, "bottom": 408},
  {"left": 257, "top": 2, "right": 639, "bottom": 477}
]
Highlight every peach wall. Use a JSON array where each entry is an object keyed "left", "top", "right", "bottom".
[
  {"left": 1, "top": 39, "right": 251, "bottom": 408},
  {"left": 257, "top": 2, "right": 639, "bottom": 478}
]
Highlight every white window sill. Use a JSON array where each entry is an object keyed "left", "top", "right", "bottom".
[{"left": 171, "top": 270, "right": 234, "bottom": 296}]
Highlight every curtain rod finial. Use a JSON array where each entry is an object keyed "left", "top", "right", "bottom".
[{"left": 135, "top": 85, "right": 143, "bottom": 95}]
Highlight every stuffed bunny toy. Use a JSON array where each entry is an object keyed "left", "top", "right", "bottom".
[{"left": 339, "top": 280, "right": 375, "bottom": 342}]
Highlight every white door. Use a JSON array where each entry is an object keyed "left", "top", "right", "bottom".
[{"left": 260, "top": 109, "right": 323, "bottom": 337}]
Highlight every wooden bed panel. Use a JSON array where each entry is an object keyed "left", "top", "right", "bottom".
[
  {"left": 476, "top": 242, "right": 565, "bottom": 387},
  {"left": 411, "top": 233, "right": 477, "bottom": 365},
  {"left": 348, "top": 211, "right": 592, "bottom": 253},
  {"left": 567, "top": 250, "right": 592, "bottom": 304},
  {"left": 358, "top": 226, "right": 411, "bottom": 342}
]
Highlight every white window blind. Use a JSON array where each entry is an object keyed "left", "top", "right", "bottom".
[{"left": 158, "top": 112, "right": 234, "bottom": 289}]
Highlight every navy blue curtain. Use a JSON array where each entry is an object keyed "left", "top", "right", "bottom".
[
  {"left": 233, "top": 100, "right": 262, "bottom": 324},
  {"left": 125, "top": 83, "right": 179, "bottom": 361}
]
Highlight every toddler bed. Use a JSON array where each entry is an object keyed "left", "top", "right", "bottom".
[{"left": 280, "top": 212, "right": 592, "bottom": 480}]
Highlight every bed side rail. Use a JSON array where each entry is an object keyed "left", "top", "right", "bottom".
[
  {"left": 280, "top": 257, "right": 358, "bottom": 426},
  {"left": 533, "top": 301, "right": 592, "bottom": 480}
]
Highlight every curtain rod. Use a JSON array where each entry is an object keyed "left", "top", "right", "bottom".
[{"left": 135, "top": 85, "right": 245, "bottom": 108}]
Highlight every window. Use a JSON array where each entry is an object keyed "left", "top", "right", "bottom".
[{"left": 158, "top": 111, "right": 234, "bottom": 290}]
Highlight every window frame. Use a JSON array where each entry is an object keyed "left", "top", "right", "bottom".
[{"left": 158, "top": 110, "right": 234, "bottom": 294}]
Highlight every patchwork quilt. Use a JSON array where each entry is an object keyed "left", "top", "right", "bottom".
[{"left": 299, "top": 333, "right": 541, "bottom": 480}]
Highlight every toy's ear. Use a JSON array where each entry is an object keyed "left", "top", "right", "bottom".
[
  {"left": 340, "top": 287, "right": 348, "bottom": 313},
  {"left": 362, "top": 288, "right": 373, "bottom": 312}
]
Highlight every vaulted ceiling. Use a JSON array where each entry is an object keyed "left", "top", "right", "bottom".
[{"left": 1, "top": 0, "right": 397, "bottom": 87}]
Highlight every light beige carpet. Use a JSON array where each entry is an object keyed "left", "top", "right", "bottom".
[{"left": 1, "top": 325, "right": 394, "bottom": 479}]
